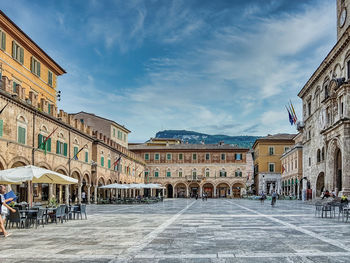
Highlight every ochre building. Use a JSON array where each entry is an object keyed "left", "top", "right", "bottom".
[{"left": 129, "top": 138, "right": 254, "bottom": 198}]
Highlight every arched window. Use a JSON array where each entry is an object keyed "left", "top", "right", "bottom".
[
  {"left": 56, "top": 132, "right": 67, "bottom": 156},
  {"left": 205, "top": 168, "right": 210, "bottom": 177},
  {"left": 192, "top": 168, "right": 197, "bottom": 180},
  {"left": 17, "top": 115, "right": 27, "bottom": 145},
  {"left": 235, "top": 169, "right": 242, "bottom": 177},
  {"left": 166, "top": 168, "right": 171, "bottom": 177},
  {"left": 154, "top": 168, "right": 159, "bottom": 177},
  {"left": 321, "top": 147, "right": 325, "bottom": 161},
  {"left": 220, "top": 168, "right": 227, "bottom": 177},
  {"left": 317, "top": 149, "right": 321, "bottom": 163},
  {"left": 178, "top": 168, "right": 183, "bottom": 177},
  {"left": 38, "top": 125, "right": 51, "bottom": 152}
]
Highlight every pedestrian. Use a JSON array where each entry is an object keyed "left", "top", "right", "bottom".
[
  {"left": 82, "top": 191, "right": 86, "bottom": 203},
  {"left": 72, "top": 192, "right": 76, "bottom": 203},
  {"left": 271, "top": 191, "right": 277, "bottom": 206},
  {"left": 0, "top": 185, "right": 16, "bottom": 238},
  {"left": 195, "top": 193, "right": 198, "bottom": 200},
  {"left": 205, "top": 192, "right": 208, "bottom": 201},
  {"left": 260, "top": 192, "right": 265, "bottom": 204},
  {"left": 331, "top": 189, "right": 336, "bottom": 198}
]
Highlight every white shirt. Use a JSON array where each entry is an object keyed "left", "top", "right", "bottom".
[
  {"left": 0, "top": 194, "right": 8, "bottom": 215},
  {"left": 81, "top": 192, "right": 86, "bottom": 198}
]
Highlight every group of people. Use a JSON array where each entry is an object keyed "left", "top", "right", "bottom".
[
  {"left": 71, "top": 191, "right": 87, "bottom": 204},
  {"left": 321, "top": 190, "right": 336, "bottom": 199},
  {"left": 260, "top": 191, "right": 278, "bottom": 206},
  {"left": 0, "top": 185, "right": 16, "bottom": 238}
]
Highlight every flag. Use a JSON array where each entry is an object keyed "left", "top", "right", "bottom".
[
  {"left": 0, "top": 103, "right": 9, "bottom": 114},
  {"left": 282, "top": 165, "right": 285, "bottom": 173},
  {"left": 38, "top": 127, "right": 58, "bottom": 155},
  {"left": 72, "top": 144, "right": 87, "bottom": 162},
  {"left": 138, "top": 172, "right": 142, "bottom": 177},
  {"left": 286, "top": 106, "right": 294, "bottom": 126},
  {"left": 114, "top": 156, "right": 121, "bottom": 170},
  {"left": 290, "top": 100, "right": 297, "bottom": 123}
]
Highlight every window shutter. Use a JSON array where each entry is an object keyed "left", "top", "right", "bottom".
[
  {"left": 63, "top": 143, "right": 68, "bottom": 156},
  {"left": 30, "top": 57, "right": 34, "bottom": 72},
  {"left": 108, "top": 159, "right": 111, "bottom": 169},
  {"left": 37, "top": 62, "right": 41, "bottom": 77},
  {"left": 47, "top": 138, "right": 51, "bottom": 152},
  {"left": 38, "top": 134, "right": 43, "bottom": 148},
  {"left": 19, "top": 47, "right": 24, "bottom": 64},
  {"left": 1, "top": 32, "right": 6, "bottom": 50},
  {"left": 12, "top": 41, "right": 15, "bottom": 58},
  {"left": 0, "top": 119, "right": 3, "bottom": 137},
  {"left": 56, "top": 140, "right": 59, "bottom": 154},
  {"left": 85, "top": 151, "right": 88, "bottom": 163}
]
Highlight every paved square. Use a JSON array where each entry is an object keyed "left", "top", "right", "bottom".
[{"left": 1, "top": 199, "right": 350, "bottom": 262}]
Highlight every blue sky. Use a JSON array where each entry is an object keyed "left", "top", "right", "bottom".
[{"left": 2, "top": 0, "right": 336, "bottom": 142}]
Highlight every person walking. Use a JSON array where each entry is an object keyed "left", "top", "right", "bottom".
[
  {"left": 81, "top": 191, "right": 86, "bottom": 203},
  {"left": 271, "top": 191, "right": 277, "bottom": 206},
  {"left": 0, "top": 185, "right": 16, "bottom": 238},
  {"left": 260, "top": 192, "right": 265, "bottom": 204}
]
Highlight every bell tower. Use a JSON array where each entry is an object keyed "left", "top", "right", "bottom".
[{"left": 337, "top": 0, "right": 350, "bottom": 40}]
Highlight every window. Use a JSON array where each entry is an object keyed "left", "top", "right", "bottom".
[
  {"left": 284, "top": 147, "right": 290, "bottom": 152},
  {"left": 85, "top": 151, "right": 89, "bottom": 163},
  {"left": 192, "top": 153, "right": 197, "bottom": 161},
  {"left": 155, "top": 153, "right": 160, "bottom": 160},
  {"left": 220, "top": 170, "right": 227, "bottom": 177},
  {"left": 235, "top": 153, "right": 242, "bottom": 160},
  {"left": 101, "top": 156, "right": 104, "bottom": 167},
  {"left": 48, "top": 70, "right": 53, "bottom": 86},
  {"left": 309, "top": 158, "right": 311, "bottom": 166},
  {"left": 144, "top": 153, "right": 149, "bottom": 160},
  {"left": 192, "top": 170, "right": 197, "bottom": 179},
  {"left": 38, "top": 134, "right": 52, "bottom": 152},
  {"left": 317, "top": 149, "right": 321, "bottom": 163},
  {"left": 113, "top": 128, "right": 116, "bottom": 137},
  {"left": 117, "top": 130, "right": 122, "bottom": 140},
  {"left": 178, "top": 153, "right": 183, "bottom": 160},
  {"left": 307, "top": 101, "right": 311, "bottom": 116},
  {"left": 12, "top": 41, "right": 24, "bottom": 64},
  {"left": 178, "top": 171, "right": 183, "bottom": 177},
  {"left": 56, "top": 141, "right": 67, "bottom": 156},
  {"left": 145, "top": 171, "right": 149, "bottom": 177},
  {"left": 221, "top": 153, "right": 226, "bottom": 161},
  {"left": 268, "top": 163, "right": 275, "bottom": 172},
  {"left": 123, "top": 134, "right": 126, "bottom": 142},
  {"left": 166, "top": 153, "right": 172, "bottom": 160},
  {"left": 48, "top": 104, "right": 53, "bottom": 115},
  {"left": 295, "top": 160, "right": 297, "bottom": 169},
  {"left": 269, "top": 147, "right": 274, "bottom": 155},
  {"left": 17, "top": 126, "right": 26, "bottom": 144},
  {"left": 235, "top": 170, "right": 242, "bottom": 177},
  {"left": 0, "top": 119, "right": 3, "bottom": 138},
  {"left": 73, "top": 146, "right": 79, "bottom": 160},
  {"left": 0, "top": 29, "right": 6, "bottom": 50},
  {"left": 205, "top": 153, "right": 210, "bottom": 160},
  {"left": 31, "top": 57, "right": 41, "bottom": 77},
  {"left": 154, "top": 171, "right": 159, "bottom": 177},
  {"left": 347, "top": 60, "right": 350, "bottom": 79},
  {"left": 205, "top": 169, "right": 210, "bottom": 177},
  {"left": 308, "top": 131, "right": 311, "bottom": 140},
  {"left": 13, "top": 80, "right": 19, "bottom": 93},
  {"left": 166, "top": 171, "right": 171, "bottom": 177},
  {"left": 321, "top": 147, "right": 325, "bottom": 161}
]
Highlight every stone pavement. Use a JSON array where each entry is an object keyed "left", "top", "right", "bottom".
[{"left": 1, "top": 199, "right": 350, "bottom": 262}]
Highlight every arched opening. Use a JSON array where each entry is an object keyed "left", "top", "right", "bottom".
[
  {"left": 189, "top": 182, "right": 199, "bottom": 197},
  {"left": 167, "top": 184, "right": 173, "bottom": 198},
  {"left": 10, "top": 161, "right": 28, "bottom": 202},
  {"left": 335, "top": 148, "right": 342, "bottom": 194},
  {"left": 98, "top": 177, "right": 105, "bottom": 201},
  {"left": 56, "top": 169, "right": 67, "bottom": 204},
  {"left": 316, "top": 172, "right": 325, "bottom": 197},
  {"left": 217, "top": 183, "right": 229, "bottom": 198},
  {"left": 11, "top": 161, "right": 26, "bottom": 168},
  {"left": 175, "top": 183, "right": 186, "bottom": 198},
  {"left": 232, "top": 183, "right": 245, "bottom": 198},
  {"left": 202, "top": 183, "right": 214, "bottom": 198},
  {"left": 70, "top": 171, "right": 80, "bottom": 203}
]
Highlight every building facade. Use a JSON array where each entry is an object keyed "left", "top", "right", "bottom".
[
  {"left": 280, "top": 133, "right": 303, "bottom": 198},
  {"left": 253, "top": 134, "right": 295, "bottom": 195},
  {"left": 129, "top": 138, "right": 254, "bottom": 198},
  {"left": 298, "top": 0, "right": 350, "bottom": 198},
  {"left": 0, "top": 11, "right": 145, "bottom": 205}
]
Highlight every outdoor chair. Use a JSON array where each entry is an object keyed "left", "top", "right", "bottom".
[
  {"left": 72, "top": 205, "right": 80, "bottom": 220},
  {"left": 315, "top": 201, "right": 323, "bottom": 217},
  {"left": 34, "top": 208, "right": 46, "bottom": 228},
  {"left": 6, "top": 208, "right": 26, "bottom": 229},
  {"left": 75, "top": 204, "right": 87, "bottom": 220},
  {"left": 52, "top": 206, "right": 64, "bottom": 224},
  {"left": 60, "top": 205, "right": 68, "bottom": 222},
  {"left": 322, "top": 204, "right": 335, "bottom": 218}
]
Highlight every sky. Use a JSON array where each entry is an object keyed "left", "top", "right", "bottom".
[{"left": 1, "top": 0, "right": 336, "bottom": 142}]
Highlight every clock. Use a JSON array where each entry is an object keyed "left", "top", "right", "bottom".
[{"left": 340, "top": 8, "right": 347, "bottom": 28}]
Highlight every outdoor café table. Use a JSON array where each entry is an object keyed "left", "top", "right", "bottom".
[{"left": 19, "top": 210, "right": 38, "bottom": 228}]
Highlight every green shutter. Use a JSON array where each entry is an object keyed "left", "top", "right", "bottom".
[
  {"left": 108, "top": 159, "right": 111, "bottom": 169},
  {"left": 19, "top": 47, "right": 24, "bottom": 64},
  {"left": 63, "top": 143, "right": 67, "bottom": 156},
  {"left": 47, "top": 138, "right": 51, "bottom": 152},
  {"left": 1, "top": 32, "right": 5, "bottom": 50},
  {"left": 0, "top": 119, "right": 3, "bottom": 137},
  {"left": 12, "top": 41, "right": 15, "bottom": 58},
  {"left": 38, "top": 134, "right": 43, "bottom": 148},
  {"left": 30, "top": 57, "right": 34, "bottom": 72},
  {"left": 85, "top": 151, "right": 88, "bottom": 163},
  {"left": 101, "top": 156, "right": 104, "bottom": 167},
  {"left": 56, "top": 140, "right": 59, "bottom": 154},
  {"left": 37, "top": 62, "right": 41, "bottom": 77}
]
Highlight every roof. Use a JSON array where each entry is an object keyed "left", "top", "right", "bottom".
[
  {"left": 72, "top": 111, "right": 131, "bottom": 133},
  {"left": 0, "top": 10, "right": 66, "bottom": 75},
  {"left": 129, "top": 143, "right": 249, "bottom": 151},
  {"left": 149, "top": 138, "right": 182, "bottom": 141},
  {"left": 252, "top": 133, "right": 296, "bottom": 149}
]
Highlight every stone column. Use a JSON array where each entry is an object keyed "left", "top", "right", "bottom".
[
  {"left": 133, "top": 189, "right": 136, "bottom": 198},
  {"left": 200, "top": 185, "right": 203, "bottom": 197},
  {"left": 65, "top": 185, "right": 69, "bottom": 205},
  {"left": 78, "top": 184, "right": 82, "bottom": 204},
  {"left": 59, "top": 185, "right": 63, "bottom": 204},
  {"left": 213, "top": 186, "right": 216, "bottom": 198},
  {"left": 186, "top": 186, "right": 189, "bottom": 198},
  {"left": 87, "top": 185, "right": 91, "bottom": 204},
  {"left": 297, "top": 182, "right": 300, "bottom": 200},
  {"left": 94, "top": 185, "right": 98, "bottom": 204},
  {"left": 162, "top": 188, "right": 165, "bottom": 197},
  {"left": 49, "top": 184, "right": 53, "bottom": 200},
  {"left": 230, "top": 185, "right": 233, "bottom": 198},
  {"left": 342, "top": 139, "right": 350, "bottom": 196}
]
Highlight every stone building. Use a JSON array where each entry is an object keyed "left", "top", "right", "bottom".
[
  {"left": 280, "top": 133, "right": 303, "bottom": 198},
  {"left": 298, "top": 0, "right": 350, "bottom": 198},
  {"left": 0, "top": 10, "right": 145, "bottom": 205},
  {"left": 129, "top": 138, "right": 253, "bottom": 198},
  {"left": 252, "top": 134, "right": 296, "bottom": 195}
]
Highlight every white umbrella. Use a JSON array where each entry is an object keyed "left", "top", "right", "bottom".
[
  {"left": 143, "top": 183, "right": 163, "bottom": 189},
  {"left": 99, "top": 183, "right": 130, "bottom": 189},
  {"left": 0, "top": 165, "right": 78, "bottom": 184}
]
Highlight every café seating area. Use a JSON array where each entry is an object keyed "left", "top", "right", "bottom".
[{"left": 5, "top": 203, "right": 87, "bottom": 229}]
